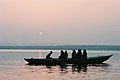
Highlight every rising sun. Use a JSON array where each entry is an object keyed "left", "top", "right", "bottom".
[{"left": 38, "top": 32, "right": 43, "bottom": 36}]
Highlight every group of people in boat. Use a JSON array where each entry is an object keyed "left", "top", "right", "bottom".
[{"left": 46, "top": 49, "right": 87, "bottom": 59}]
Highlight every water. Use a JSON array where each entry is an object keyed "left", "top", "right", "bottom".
[{"left": 0, "top": 49, "right": 120, "bottom": 80}]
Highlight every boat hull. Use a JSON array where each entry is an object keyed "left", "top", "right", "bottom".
[{"left": 24, "top": 54, "right": 113, "bottom": 65}]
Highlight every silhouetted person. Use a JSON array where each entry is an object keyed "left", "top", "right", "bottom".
[
  {"left": 74, "top": 49, "right": 82, "bottom": 59},
  {"left": 83, "top": 49, "right": 87, "bottom": 59},
  {"left": 59, "top": 50, "right": 68, "bottom": 59},
  {"left": 46, "top": 51, "right": 53, "bottom": 59},
  {"left": 59, "top": 50, "right": 67, "bottom": 59},
  {"left": 71, "top": 50, "right": 76, "bottom": 59},
  {"left": 64, "top": 50, "right": 68, "bottom": 59}
]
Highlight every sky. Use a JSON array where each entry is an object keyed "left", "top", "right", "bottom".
[{"left": 0, "top": 0, "right": 120, "bottom": 45}]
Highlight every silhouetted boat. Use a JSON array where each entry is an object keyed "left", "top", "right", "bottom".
[{"left": 24, "top": 54, "right": 113, "bottom": 65}]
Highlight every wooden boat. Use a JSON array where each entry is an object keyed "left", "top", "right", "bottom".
[{"left": 24, "top": 54, "right": 113, "bottom": 65}]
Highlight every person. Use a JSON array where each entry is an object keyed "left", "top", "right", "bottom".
[
  {"left": 83, "top": 49, "right": 87, "bottom": 59},
  {"left": 74, "top": 49, "right": 82, "bottom": 59},
  {"left": 46, "top": 51, "right": 53, "bottom": 59},
  {"left": 71, "top": 50, "right": 76, "bottom": 59},
  {"left": 59, "top": 50, "right": 66, "bottom": 59},
  {"left": 58, "top": 50, "right": 64, "bottom": 59},
  {"left": 64, "top": 50, "right": 68, "bottom": 59}
]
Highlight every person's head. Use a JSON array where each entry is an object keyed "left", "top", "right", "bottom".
[
  {"left": 50, "top": 51, "right": 53, "bottom": 54},
  {"left": 73, "top": 50, "right": 76, "bottom": 53},
  {"left": 61, "top": 50, "right": 64, "bottom": 53},
  {"left": 78, "top": 49, "right": 81, "bottom": 52},
  {"left": 65, "top": 50, "right": 67, "bottom": 53},
  {"left": 83, "top": 49, "right": 86, "bottom": 52}
]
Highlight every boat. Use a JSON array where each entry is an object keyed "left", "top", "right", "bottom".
[{"left": 24, "top": 54, "right": 113, "bottom": 65}]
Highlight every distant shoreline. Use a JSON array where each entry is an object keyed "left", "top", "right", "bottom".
[{"left": 0, "top": 45, "right": 120, "bottom": 51}]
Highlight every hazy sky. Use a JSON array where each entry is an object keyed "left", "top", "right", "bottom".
[{"left": 0, "top": 0, "right": 120, "bottom": 45}]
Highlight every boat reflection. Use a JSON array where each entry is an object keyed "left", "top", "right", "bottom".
[
  {"left": 71, "top": 64, "right": 87, "bottom": 73},
  {"left": 46, "top": 63, "right": 109, "bottom": 73},
  {"left": 25, "top": 63, "right": 110, "bottom": 74}
]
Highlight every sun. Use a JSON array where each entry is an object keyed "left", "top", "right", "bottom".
[{"left": 38, "top": 32, "right": 43, "bottom": 36}]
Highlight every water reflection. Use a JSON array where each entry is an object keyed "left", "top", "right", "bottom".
[
  {"left": 25, "top": 63, "right": 110, "bottom": 74},
  {"left": 88, "top": 63, "right": 110, "bottom": 70},
  {"left": 59, "top": 65, "right": 68, "bottom": 75},
  {"left": 72, "top": 64, "right": 87, "bottom": 73}
]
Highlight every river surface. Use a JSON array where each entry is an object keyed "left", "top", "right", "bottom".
[{"left": 0, "top": 50, "right": 120, "bottom": 80}]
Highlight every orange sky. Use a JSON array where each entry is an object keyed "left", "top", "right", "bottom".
[{"left": 0, "top": 0, "right": 120, "bottom": 45}]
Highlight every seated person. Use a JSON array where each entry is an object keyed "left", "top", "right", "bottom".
[
  {"left": 46, "top": 51, "right": 53, "bottom": 59},
  {"left": 64, "top": 50, "right": 68, "bottom": 59},
  {"left": 74, "top": 49, "right": 82, "bottom": 59},
  {"left": 83, "top": 49, "right": 87, "bottom": 59},
  {"left": 71, "top": 50, "right": 76, "bottom": 59},
  {"left": 59, "top": 50, "right": 65, "bottom": 59}
]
